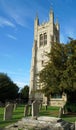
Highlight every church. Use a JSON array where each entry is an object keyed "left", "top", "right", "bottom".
[{"left": 29, "top": 9, "right": 67, "bottom": 106}]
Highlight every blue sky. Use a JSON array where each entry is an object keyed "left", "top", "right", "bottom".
[{"left": 0, "top": 0, "right": 76, "bottom": 89}]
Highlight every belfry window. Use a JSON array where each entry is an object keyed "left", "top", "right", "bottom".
[
  {"left": 40, "top": 34, "right": 43, "bottom": 46},
  {"left": 39, "top": 33, "right": 47, "bottom": 47}
]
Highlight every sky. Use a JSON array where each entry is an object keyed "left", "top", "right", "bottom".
[{"left": 0, "top": 0, "right": 76, "bottom": 89}]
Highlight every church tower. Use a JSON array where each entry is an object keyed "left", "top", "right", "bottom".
[{"left": 29, "top": 10, "right": 60, "bottom": 101}]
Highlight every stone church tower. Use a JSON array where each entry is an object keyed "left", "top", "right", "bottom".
[{"left": 29, "top": 10, "right": 60, "bottom": 102}]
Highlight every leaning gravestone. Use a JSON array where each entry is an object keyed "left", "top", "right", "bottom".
[
  {"left": 13, "top": 103, "right": 17, "bottom": 111},
  {"left": 32, "top": 100, "right": 39, "bottom": 118},
  {"left": 58, "top": 107, "right": 64, "bottom": 118},
  {"left": 4, "top": 103, "right": 13, "bottom": 121},
  {"left": 24, "top": 104, "right": 29, "bottom": 117}
]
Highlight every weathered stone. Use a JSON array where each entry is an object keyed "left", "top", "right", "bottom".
[
  {"left": 4, "top": 103, "right": 13, "bottom": 121},
  {"left": 13, "top": 103, "right": 17, "bottom": 111},
  {"left": 24, "top": 105, "right": 29, "bottom": 116},
  {"left": 58, "top": 107, "right": 64, "bottom": 118},
  {"left": 5, "top": 116, "right": 75, "bottom": 130},
  {"left": 38, "top": 116, "right": 61, "bottom": 123},
  {"left": 32, "top": 100, "right": 39, "bottom": 118}
]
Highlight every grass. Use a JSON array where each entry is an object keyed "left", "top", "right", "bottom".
[
  {"left": 39, "top": 106, "right": 76, "bottom": 123},
  {"left": 0, "top": 104, "right": 25, "bottom": 128},
  {"left": 39, "top": 106, "right": 59, "bottom": 117},
  {"left": 0, "top": 104, "right": 76, "bottom": 128},
  {"left": 62, "top": 114, "right": 76, "bottom": 123}
]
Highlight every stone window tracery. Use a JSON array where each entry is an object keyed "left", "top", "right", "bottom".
[
  {"left": 40, "top": 34, "right": 44, "bottom": 46},
  {"left": 39, "top": 33, "right": 47, "bottom": 47}
]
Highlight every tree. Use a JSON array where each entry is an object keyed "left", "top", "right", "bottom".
[
  {"left": 39, "top": 43, "right": 67, "bottom": 97},
  {"left": 62, "top": 40, "right": 76, "bottom": 101},
  {"left": 20, "top": 85, "right": 29, "bottom": 103},
  {"left": 0, "top": 73, "right": 19, "bottom": 102},
  {"left": 38, "top": 40, "right": 76, "bottom": 103}
]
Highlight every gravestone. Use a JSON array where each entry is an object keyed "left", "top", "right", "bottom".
[
  {"left": 58, "top": 107, "right": 63, "bottom": 118},
  {"left": 29, "top": 105, "right": 32, "bottom": 115},
  {"left": 13, "top": 103, "right": 17, "bottom": 111},
  {"left": 38, "top": 100, "right": 42, "bottom": 110},
  {"left": 24, "top": 104, "right": 32, "bottom": 117},
  {"left": 4, "top": 103, "right": 13, "bottom": 120},
  {"left": 32, "top": 100, "right": 39, "bottom": 118},
  {"left": 24, "top": 105, "right": 29, "bottom": 116}
]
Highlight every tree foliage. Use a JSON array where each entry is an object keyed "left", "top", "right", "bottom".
[
  {"left": 0, "top": 73, "right": 19, "bottom": 102},
  {"left": 38, "top": 40, "right": 76, "bottom": 102},
  {"left": 20, "top": 85, "right": 29, "bottom": 103}
]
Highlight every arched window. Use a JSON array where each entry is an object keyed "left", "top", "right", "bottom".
[{"left": 39, "top": 33, "right": 47, "bottom": 47}]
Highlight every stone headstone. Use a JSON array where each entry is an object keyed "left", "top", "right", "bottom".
[
  {"left": 32, "top": 100, "right": 39, "bottom": 118},
  {"left": 4, "top": 103, "right": 13, "bottom": 120},
  {"left": 37, "top": 100, "right": 42, "bottom": 110},
  {"left": 24, "top": 105, "right": 29, "bottom": 116},
  {"left": 24, "top": 104, "right": 32, "bottom": 117},
  {"left": 28, "top": 100, "right": 32, "bottom": 115},
  {"left": 58, "top": 107, "right": 63, "bottom": 118},
  {"left": 13, "top": 103, "right": 17, "bottom": 111}
]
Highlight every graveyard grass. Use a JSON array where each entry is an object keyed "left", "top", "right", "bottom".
[
  {"left": 0, "top": 104, "right": 24, "bottom": 128},
  {"left": 0, "top": 105, "right": 76, "bottom": 128}
]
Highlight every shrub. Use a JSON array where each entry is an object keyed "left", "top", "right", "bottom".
[{"left": 64, "top": 102, "right": 76, "bottom": 113}]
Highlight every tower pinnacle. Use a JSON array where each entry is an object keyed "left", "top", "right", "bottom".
[
  {"left": 35, "top": 12, "right": 39, "bottom": 25},
  {"left": 56, "top": 18, "right": 59, "bottom": 31},
  {"left": 49, "top": 8, "right": 54, "bottom": 23}
]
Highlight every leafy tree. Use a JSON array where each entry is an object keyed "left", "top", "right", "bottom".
[
  {"left": 62, "top": 40, "right": 76, "bottom": 101},
  {"left": 38, "top": 43, "right": 66, "bottom": 98},
  {"left": 38, "top": 40, "right": 76, "bottom": 103},
  {"left": 20, "top": 85, "right": 29, "bottom": 103},
  {"left": 0, "top": 73, "right": 19, "bottom": 102}
]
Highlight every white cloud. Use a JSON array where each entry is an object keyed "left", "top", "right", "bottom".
[
  {"left": 0, "top": 0, "right": 33, "bottom": 27},
  {"left": 0, "top": 0, "right": 50, "bottom": 28},
  {"left": 0, "top": 16, "right": 15, "bottom": 28},
  {"left": 7, "top": 34, "right": 17, "bottom": 40},
  {"left": 8, "top": 10, "right": 27, "bottom": 27}
]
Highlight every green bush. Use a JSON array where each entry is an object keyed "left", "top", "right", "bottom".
[{"left": 64, "top": 102, "right": 76, "bottom": 113}]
